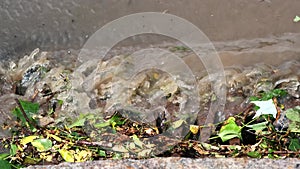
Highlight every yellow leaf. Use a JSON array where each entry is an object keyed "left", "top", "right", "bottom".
[
  {"left": 40, "top": 152, "right": 53, "bottom": 162},
  {"left": 153, "top": 127, "right": 159, "bottom": 134},
  {"left": 74, "top": 150, "right": 92, "bottom": 162},
  {"left": 45, "top": 155, "right": 53, "bottom": 162},
  {"left": 190, "top": 125, "right": 199, "bottom": 135},
  {"left": 20, "top": 136, "right": 39, "bottom": 146},
  {"left": 59, "top": 149, "right": 74, "bottom": 162},
  {"left": 17, "top": 144, "right": 24, "bottom": 152},
  {"left": 47, "top": 133, "right": 62, "bottom": 142}
]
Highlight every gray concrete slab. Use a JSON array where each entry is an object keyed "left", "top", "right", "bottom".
[{"left": 24, "top": 157, "right": 300, "bottom": 169}]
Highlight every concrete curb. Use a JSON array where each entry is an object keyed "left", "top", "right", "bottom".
[{"left": 24, "top": 157, "right": 300, "bottom": 169}]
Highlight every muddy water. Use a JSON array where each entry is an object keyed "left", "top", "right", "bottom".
[{"left": 0, "top": 33, "right": 299, "bottom": 139}]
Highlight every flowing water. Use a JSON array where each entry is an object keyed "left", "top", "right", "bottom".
[{"left": 0, "top": 33, "right": 299, "bottom": 141}]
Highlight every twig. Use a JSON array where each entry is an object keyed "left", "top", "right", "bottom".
[
  {"left": 39, "top": 90, "right": 65, "bottom": 107},
  {"left": 15, "top": 98, "right": 40, "bottom": 129},
  {"left": 269, "top": 150, "right": 300, "bottom": 155},
  {"left": 76, "top": 140, "right": 112, "bottom": 149}
]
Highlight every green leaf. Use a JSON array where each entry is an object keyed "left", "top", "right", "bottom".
[
  {"left": 57, "top": 99, "right": 64, "bottom": 106},
  {"left": 10, "top": 144, "right": 17, "bottom": 156},
  {"left": 268, "top": 148, "right": 275, "bottom": 154},
  {"left": 0, "top": 159, "right": 11, "bottom": 169},
  {"left": 94, "top": 121, "right": 110, "bottom": 128},
  {"left": 68, "top": 114, "right": 96, "bottom": 128},
  {"left": 259, "top": 140, "right": 268, "bottom": 149},
  {"left": 171, "top": 119, "right": 185, "bottom": 129},
  {"left": 249, "top": 96, "right": 260, "bottom": 101},
  {"left": 246, "top": 121, "right": 268, "bottom": 134},
  {"left": 285, "top": 106, "right": 300, "bottom": 122},
  {"left": 218, "top": 117, "right": 241, "bottom": 142},
  {"left": 247, "top": 151, "right": 262, "bottom": 158},
  {"left": 294, "top": 15, "right": 300, "bottom": 22},
  {"left": 0, "top": 153, "right": 9, "bottom": 160},
  {"left": 267, "top": 153, "right": 275, "bottom": 159},
  {"left": 261, "top": 89, "right": 287, "bottom": 100},
  {"left": 12, "top": 100, "right": 39, "bottom": 130},
  {"left": 251, "top": 89, "right": 287, "bottom": 101},
  {"left": 98, "top": 150, "right": 106, "bottom": 157},
  {"left": 109, "top": 114, "right": 127, "bottom": 125},
  {"left": 112, "top": 153, "right": 122, "bottom": 160},
  {"left": 68, "top": 118, "right": 86, "bottom": 128},
  {"left": 19, "top": 100, "right": 39, "bottom": 114},
  {"left": 288, "top": 139, "right": 300, "bottom": 151},
  {"left": 59, "top": 149, "right": 74, "bottom": 162},
  {"left": 285, "top": 106, "right": 300, "bottom": 132},
  {"left": 288, "top": 121, "right": 300, "bottom": 133},
  {"left": 218, "top": 133, "right": 239, "bottom": 142},
  {"left": 31, "top": 139, "right": 52, "bottom": 152}
]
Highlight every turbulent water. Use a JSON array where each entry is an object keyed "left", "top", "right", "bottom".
[{"left": 0, "top": 34, "right": 300, "bottom": 139}]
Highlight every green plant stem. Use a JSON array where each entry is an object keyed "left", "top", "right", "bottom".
[{"left": 15, "top": 99, "right": 40, "bottom": 129}]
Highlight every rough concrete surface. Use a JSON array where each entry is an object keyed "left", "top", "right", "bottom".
[{"left": 24, "top": 157, "right": 300, "bottom": 169}]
